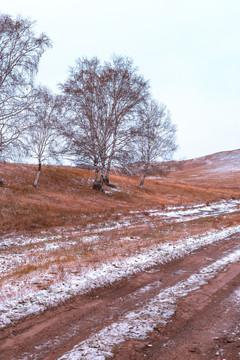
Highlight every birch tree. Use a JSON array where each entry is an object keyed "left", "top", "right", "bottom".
[
  {"left": 59, "top": 57, "right": 105, "bottom": 190},
  {"left": 25, "top": 87, "right": 62, "bottom": 187},
  {"left": 60, "top": 56, "right": 149, "bottom": 191},
  {"left": 0, "top": 14, "right": 51, "bottom": 161},
  {"left": 101, "top": 56, "right": 149, "bottom": 184},
  {"left": 135, "top": 99, "right": 177, "bottom": 189}
]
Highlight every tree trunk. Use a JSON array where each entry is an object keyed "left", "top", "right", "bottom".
[
  {"left": 103, "top": 167, "right": 110, "bottom": 185},
  {"left": 103, "top": 125, "right": 117, "bottom": 186},
  {"left": 33, "top": 163, "right": 41, "bottom": 187},
  {"left": 138, "top": 163, "right": 149, "bottom": 189},
  {"left": 103, "top": 168, "right": 117, "bottom": 188},
  {"left": 94, "top": 167, "right": 99, "bottom": 185},
  {"left": 92, "top": 167, "right": 104, "bottom": 192}
]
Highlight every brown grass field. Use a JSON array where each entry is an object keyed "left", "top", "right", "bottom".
[
  {"left": 1, "top": 149, "right": 240, "bottom": 235},
  {"left": 1, "top": 151, "right": 240, "bottom": 276}
]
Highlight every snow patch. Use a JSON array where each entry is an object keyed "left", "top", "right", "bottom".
[
  {"left": 58, "top": 247, "right": 240, "bottom": 360},
  {"left": 0, "top": 225, "right": 240, "bottom": 329}
]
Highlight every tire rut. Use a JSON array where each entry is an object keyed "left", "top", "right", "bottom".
[
  {"left": 115, "top": 263, "right": 240, "bottom": 360},
  {"left": 0, "top": 233, "right": 239, "bottom": 360}
]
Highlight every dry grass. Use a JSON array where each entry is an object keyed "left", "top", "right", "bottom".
[
  {"left": 2, "top": 207, "right": 240, "bottom": 285},
  {"left": 1, "top": 158, "right": 240, "bottom": 235},
  {"left": 1, "top": 154, "right": 240, "bottom": 316}
]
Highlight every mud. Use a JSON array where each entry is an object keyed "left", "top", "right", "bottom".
[{"left": 0, "top": 233, "right": 239, "bottom": 360}]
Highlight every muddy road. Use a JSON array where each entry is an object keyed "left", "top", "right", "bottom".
[{"left": 0, "top": 231, "right": 240, "bottom": 360}]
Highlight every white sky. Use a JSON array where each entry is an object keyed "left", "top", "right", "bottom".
[{"left": 1, "top": 0, "right": 240, "bottom": 160}]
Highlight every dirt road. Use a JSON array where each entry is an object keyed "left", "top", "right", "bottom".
[{"left": 0, "top": 231, "right": 240, "bottom": 360}]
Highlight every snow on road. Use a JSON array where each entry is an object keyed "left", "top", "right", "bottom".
[
  {"left": 58, "top": 246, "right": 240, "bottom": 360},
  {"left": 0, "top": 225, "right": 240, "bottom": 329}
]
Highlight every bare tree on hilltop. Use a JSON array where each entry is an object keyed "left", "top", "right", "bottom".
[
  {"left": 59, "top": 58, "right": 104, "bottom": 189},
  {"left": 100, "top": 56, "right": 149, "bottom": 185},
  {"left": 135, "top": 99, "right": 177, "bottom": 189},
  {"left": 0, "top": 14, "right": 51, "bottom": 161},
  {"left": 25, "top": 87, "right": 63, "bottom": 187},
  {"left": 59, "top": 56, "right": 149, "bottom": 191}
]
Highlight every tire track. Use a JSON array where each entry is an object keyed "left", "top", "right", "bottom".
[
  {"left": 1, "top": 226, "right": 240, "bottom": 330},
  {"left": 56, "top": 246, "right": 240, "bottom": 360},
  {"left": 1, "top": 232, "right": 239, "bottom": 360}
]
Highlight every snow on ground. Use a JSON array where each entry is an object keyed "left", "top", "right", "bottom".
[
  {"left": 0, "top": 239, "right": 77, "bottom": 278},
  {"left": 229, "top": 286, "right": 240, "bottom": 303},
  {"left": 58, "top": 246, "right": 240, "bottom": 360},
  {"left": 148, "top": 199, "right": 240, "bottom": 219},
  {"left": 81, "top": 235, "right": 100, "bottom": 243},
  {"left": 1, "top": 199, "right": 239, "bottom": 249},
  {"left": 0, "top": 234, "right": 66, "bottom": 250},
  {"left": 0, "top": 225, "right": 240, "bottom": 329},
  {"left": 1, "top": 198, "right": 238, "bottom": 279}
]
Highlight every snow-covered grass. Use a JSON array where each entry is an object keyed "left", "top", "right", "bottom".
[
  {"left": 0, "top": 238, "right": 77, "bottom": 278},
  {"left": 58, "top": 246, "right": 240, "bottom": 360},
  {"left": 0, "top": 224, "right": 240, "bottom": 329},
  {"left": 148, "top": 199, "right": 240, "bottom": 219},
  {"left": 1, "top": 198, "right": 238, "bottom": 280},
  {"left": 0, "top": 233, "right": 65, "bottom": 249},
  {"left": 0, "top": 199, "right": 239, "bottom": 331},
  {"left": 2, "top": 199, "right": 239, "bottom": 250}
]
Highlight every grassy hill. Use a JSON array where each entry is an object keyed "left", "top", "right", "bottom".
[{"left": 1, "top": 149, "right": 240, "bottom": 234}]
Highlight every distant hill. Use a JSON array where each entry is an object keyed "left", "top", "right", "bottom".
[
  {"left": 175, "top": 148, "right": 240, "bottom": 173},
  {"left": 114, "top": 149, "right": 240, "bottom": 178}
]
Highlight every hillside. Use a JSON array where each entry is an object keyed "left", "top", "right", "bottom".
[
  {"left": 179, "top": 148, "right": 240, "bottom": 171},
  {"left": 0, "top": 149, "right": 240, "bottom": 234},
  {"left": 125, "top": 148, "right": 240, "bottom": 177},
  {"left": 169, "top": 148, "right": 240, "bottom": 178},
  {"left": 1, "top": 150, "right": 240, "bottom": 360}
]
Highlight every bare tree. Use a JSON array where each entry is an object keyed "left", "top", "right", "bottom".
[
  {"left": 135, "top": 99, "right": 177, "bottom": 189},
  {"left": 25, "top": 87, "right": 62, "bottom": 187},
  {"left": 0, "top": 14, "right": 51, "bottom": 161},
  {"left": 101, "top": 55, "right": 149, "bottom": 184},
  {"left": 59, "top": 55, "right": 149, "bottom": 191},
  {"left": 59, "top": 57, "right": 105, "bottom": 189}
]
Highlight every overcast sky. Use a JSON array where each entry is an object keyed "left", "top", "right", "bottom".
[{"left": 1, "top": 0, "right": 240, "bottom": 160}]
